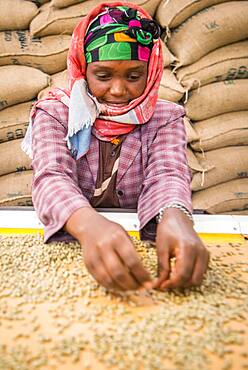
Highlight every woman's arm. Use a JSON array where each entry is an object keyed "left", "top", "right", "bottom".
[
  {"left": 31, "top": 102, "right": 91, "bottom": 242},
  {"left": 32, "top": 101, "right": 152, "bottom": 290},
  {"left": 138, "top": 104, "right": 192, "bottom": 226},
  {"left": 138, "top": 103, "right": 209, "bottom": 289}
]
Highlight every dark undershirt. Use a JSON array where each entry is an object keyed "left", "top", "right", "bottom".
[
  {"left": 90, "top": 139, "right": 122, "bottom": 208},
  {"left": 90, "top": 138, "right": 157, "bottom": 241}
]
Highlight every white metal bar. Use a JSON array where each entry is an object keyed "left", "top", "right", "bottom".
[{"left": 0, "top": 209, "right": 248, "bottom": 235}]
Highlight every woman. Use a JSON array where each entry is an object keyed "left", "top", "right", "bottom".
[{"left": 22, "top": 2, "right": 209, "bottom": 291}]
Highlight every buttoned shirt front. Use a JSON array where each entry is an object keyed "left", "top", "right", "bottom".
[{"left": 31, "top": 99, "right": 192, "bottom": 242}]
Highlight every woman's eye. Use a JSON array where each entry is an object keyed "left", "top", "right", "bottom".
[
  {"left": 96, "top": 73, "right": 111, "bottom": 80},
  {"left": 128, "top": 74, "right": 141, "bottom": 81}
]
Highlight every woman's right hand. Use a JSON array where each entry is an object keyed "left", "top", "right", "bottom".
[{"left": 65, "top": 207, "right": 152, "bottom": 291}]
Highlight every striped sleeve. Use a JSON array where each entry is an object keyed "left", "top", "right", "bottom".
[
  {"left": 31, "top": 103, "right": 90, "bottom": 242},
  {"left": 138, "top": 103, "right": 192, "bottom": 230}
]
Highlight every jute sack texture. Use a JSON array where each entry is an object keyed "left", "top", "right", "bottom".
[
  {"left": 38, "top": 70, "right": 68, "bottom": 99},
  {"left": 167, "top": 2, "right": 248, "bottom": 67},
  {"left": 185, "top": 80, "right": 248, "bottom": 121},
  {"left": 162, "top": 42, "right": 178, "bottom": 67},
  {"left": 0, "top": 102, "right": 32, "bottom": 144},
  {"left": 30, "top": 0, "right": 161, "bottom": 37},
  {"left": 28, "top": 0, "right": 50, "bottom": 6},
  {"left": 0, "top": 66, "right": 49, "bottom": 111},
  {"left": 192, "top": 146, "right": 248, "bottom": 191},
  {"left": 0, "top": 139, "right": 32, "bottom": 176},
  {"left": 158, "top": 68, "right": 185, "bottom": 102},
  {"left": 192, "top": 178, "right": 248, "bottom": 214},
  {"left": 30, "top": 2, "right": 80, "bottom": 37},
  {"left": 176, "top": 40, "right": 248, "bottom": 90},
  {"left": 186, "top": 147, "right": 211, "bottom": 175},
  {"left": 0, "top": 0, "right": 38, "bottom": 31},
  {"left": 0, "top": 195, "right": 32, "bottom": 207},
  {"left": 191, "top": 111, "right": 248, "bottom": 152},
  {"left": 50, "top": 0, "right": 161, "bottom": 10},
  {"left": 155, "top": 0, "right": 228, "bottom": 29},
  {"left": 224, "top": 210, "right": 248, "bottom": 215},
  {"left": 183, "top": 117, "right": 199, "bottom": 144},
  {"left": 0, "top": 170, "right": 32, "bottom": 207},
  {"left": 0, "top": 31, "right": 71, "bottom": 75},
  {"left": 51, "top": 0, "right": 93, "bottom": 7}
]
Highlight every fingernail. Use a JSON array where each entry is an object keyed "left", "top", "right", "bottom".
[
  {"left": 143, "top": 281, "right": 153, "bottom": 290},
  {"left": 151, "top": 278, "right": 160, "bottom": 288},
  {"left": 154, "top": 277, "right": 162, "bottom": 285}
]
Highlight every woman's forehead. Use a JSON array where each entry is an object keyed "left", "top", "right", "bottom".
[{"left": 87, "top": 60, "right": 148, "bottom": 71}]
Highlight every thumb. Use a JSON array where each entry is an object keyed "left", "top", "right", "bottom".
[{"left": 154, "top": 232, "right": 171, "bottom": 288}]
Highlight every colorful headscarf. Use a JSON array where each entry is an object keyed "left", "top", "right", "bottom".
[
  {"left": 84, "top": 6, "right": 160, "bottom": 63},
  {"left": 22, "top": 2, "right": 164, "bottom": 160}
]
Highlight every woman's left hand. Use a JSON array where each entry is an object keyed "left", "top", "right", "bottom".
[{"left": 154, "top": 207, "right": 210, "bottom": 290}]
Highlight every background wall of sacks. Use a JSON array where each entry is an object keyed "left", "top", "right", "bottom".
[
  {"left": 0, "top": 0, "right": 248, "bottom": 215},
  {"left": 156, "top": 0, "right": 248, "bottom": 214}
]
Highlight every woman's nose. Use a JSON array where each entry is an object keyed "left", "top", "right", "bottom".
[{"left": 109, "top": 79, "right": 126, "bottom": 97}]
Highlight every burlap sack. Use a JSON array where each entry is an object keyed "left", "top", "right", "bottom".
[
  {"left": 186, "top": 147, "right": 209, "bottom": 174},
  {"left": 224, "top": 210, "right": 248, "bottom": 215},
  {"left": 162, "top": 42, "right": 178, "bottom": 67},
  {"left": 156, "top": 0, "right": 228, "bottom": 29},
  {"left": 30, "top": 0, "right": 161, "bottom": 37},
  {"left": 30, "top": 0, "right": 50, "bottom": 5},
  {"left": 0, "top": 196, "right": 33, "bottom": 207},
  {"left": 0, "top": 66, "right": 49, "bottom": 110},
  {"left": 167, "top": 2, "right": 248, "bottom": 67},
  {"left": 185, "top": 80, "right": 248, "bottom": 121},
  {"left": 0, "top": 0, "right": 38, "bottom": 31},
  {"left": 0, "top": 102, "right": 33, "bottom": 144},
  {"left": 38, "top": 70, "right": 68, "bottom": 99},
  {"left": 30, "top": 2, "right": 80, "bottom": 37},
  {"left": 0, "top": 139, "right": 32, "bottom": 176},
  {"left": 51, "top": 0, "right": 87, "bottom": 7},
  {"left": 0, "top": 31, "right": 71, "bottom": 75},
  {"left": 191, "top": 111, "right": 248, "bottom": 152},
  {"left": 0, "top": 170, "right": 32, "bottom": 206},
  {"left": 192, "top": 146, "right": 248, "bottom": 191},
  {"left": 158, "top": 68, "right": 185, "bottom": 102},
  {"left": 176, "top": 40, "right": 248, "bottom": 90},
  {"left": 183, "top": 117, "right": 199, "bottom": 144},
  {"left": 50, "top": 0, "right": 161, "bottom": 13},
  {"left": 192, "top": 178, "right": 248, "bottom": 214}
]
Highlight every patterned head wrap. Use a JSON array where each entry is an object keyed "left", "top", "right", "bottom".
[
  {"left": 84, "top": 6, "right": 161, "bottom": 63},
  {"left": 22, "top": 2, "right": 164, "bottom": 160}
]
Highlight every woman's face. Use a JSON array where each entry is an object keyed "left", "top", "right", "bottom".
[{"left": 86, "top": 60, "right": 148, "bottom": 107}]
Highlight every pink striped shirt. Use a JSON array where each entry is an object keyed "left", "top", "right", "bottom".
[{"left": 31, "top": 99, "right": 192, "bottom": 242}]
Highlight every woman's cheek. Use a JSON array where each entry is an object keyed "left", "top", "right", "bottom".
[
  {"left": 129, "top": 81, "right": 146, "bottom": 98},
  {"left": 88, "top": 79, "right": 106, "bottom": 98}
]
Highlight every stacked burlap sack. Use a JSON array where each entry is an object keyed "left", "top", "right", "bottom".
[
  {"left": 155, "top": 0, "right": 248, "bottom": 215},
  {"left": 0, "top": 0, "right": 54, "bottom": 206}
]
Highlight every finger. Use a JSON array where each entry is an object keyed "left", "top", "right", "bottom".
[
  {"left": 100, "top": 247, "right": 140, "bottom": 291},
  {"left": 190, "top": 248, "right": 210, "bottom": 286},
  {"left": 160, "top": 244, "right": 196, "bottom": 289},
  {"left": 84, "top": 250, "right": 119, "bottom": 290},
  {"left": 114, "top": 234, "right": 152, "bottom": 287},
  {"left": 154, "top": 232, "right": 171, "bottom": 288}
]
